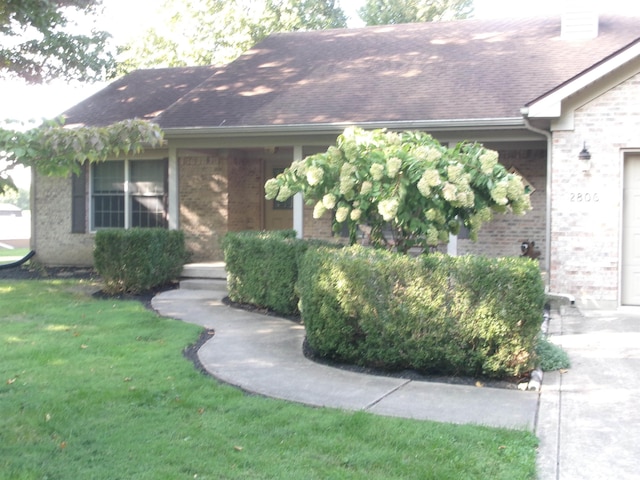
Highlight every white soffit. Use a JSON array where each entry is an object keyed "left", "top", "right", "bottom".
[{"left": 525, "top": 40, "right": 640, "bottom": 119}]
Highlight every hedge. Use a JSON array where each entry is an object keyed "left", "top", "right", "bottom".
[
  {"left": 222, "top": 230, "right": 343, "bottom": 315},
  {"left": 298, "top": 246, "right": 546, "bottom": 378},
  {"left": 94, "top": 228, "right": 187, "bottom": 294}
]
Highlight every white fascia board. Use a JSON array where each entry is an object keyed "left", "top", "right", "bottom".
[
  {"left": 161, "top": 117, "right": 526, "bottom": 139},
  {"left": 526, "top": 41, "right": 640, "bottom": 119}
]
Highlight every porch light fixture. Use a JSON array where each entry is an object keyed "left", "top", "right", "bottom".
[{"left": 578, "top": 142, "right": 591, "bottom": 172}]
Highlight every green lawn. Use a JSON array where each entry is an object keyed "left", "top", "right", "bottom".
[
  {"left": 0, "top": 247, "right": 29, "bottom": 262},
  {"left": 0, "top": 280, "right": 538, "bottom": 479}
]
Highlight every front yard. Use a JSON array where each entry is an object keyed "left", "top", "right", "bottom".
[{"left": 0, "top": 279, "right": 537, "bottom": 479}]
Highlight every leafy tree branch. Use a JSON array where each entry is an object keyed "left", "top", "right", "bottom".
[{"left": 0, "top": 119, "right": 164, "bottom": 194}]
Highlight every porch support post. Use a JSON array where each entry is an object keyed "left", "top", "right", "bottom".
[
  {"left": 168, "top": 146, "right": 179, "bottom": 230},
  {"left": 446, "top": 141, "right": 458, "bottom": 256},
  {"left": 293, "top": 145, "right": 304, "bottom": 238}
]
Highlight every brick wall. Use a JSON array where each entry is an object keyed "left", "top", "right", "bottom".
[
  {"left": 549, "top": 72, "right": 640, "bottom": 307},
  {"left": 458, "top": 149, "right": 547, "bottom": 260},
  {"left": 32, "top": 172, "right": 94, "bottom": 266},
  {"left": 228, "top": 150, "right": 262, "bottom": 232},
  {"left": 178, "top": 154, "right": 228, "bottom": 261}
]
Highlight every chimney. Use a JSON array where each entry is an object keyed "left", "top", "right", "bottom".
[{"left": 561, "top": 2, "right": 599, "bottom": 40}]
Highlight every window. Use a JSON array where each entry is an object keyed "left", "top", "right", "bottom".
[{"left": 91, "top": 159, "right": 167, "bottom": 230}]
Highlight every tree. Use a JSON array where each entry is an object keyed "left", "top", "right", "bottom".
[
  {"left": 117, "top": 0, "right": 347, "bottom": 73},
  {"left": 265, "top": 127, "right": 531, "bottom": 254},
  {"left": 0, "top": 0, "right": 115, "bottom": 83},
  {"left": 358, "top": 0, "right": 473, "bottom": 26},
  {"left": 0, "top": 119, "right": 164, "bottom": 195}
]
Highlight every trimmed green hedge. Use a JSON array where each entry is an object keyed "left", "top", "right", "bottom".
[
  {"left": 298, "top": 246, "right": 545, "bottom": 378},
  {"left": 222, "top": 230, "right": 342, "bottom": 315},
  {"left": 94, "top": 228, "right": 187, "bottom": 294},
  {"left": 223, "top": 230, "right": 303, "bottom": 315}
]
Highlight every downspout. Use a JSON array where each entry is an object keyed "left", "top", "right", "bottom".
[{"left": 522, "top": 115, "right": 552, "bottom": 281}]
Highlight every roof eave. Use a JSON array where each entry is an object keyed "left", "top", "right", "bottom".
[
  {"left": 161, "top": 118, "right": 527, "bottom": 138},
  {"left": 526, "top": 38, "right": 640, "bottom": 118}
]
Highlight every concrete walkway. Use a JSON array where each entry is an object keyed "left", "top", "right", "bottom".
[
  {"left": 151, "top": 287, "right": 538, "bottom": 430},
  {"left": 151, "top": 287, "right": 640, "bottom": 479},
  {"left": 535, "top": 305, "right": 640, "bottom": 480}
]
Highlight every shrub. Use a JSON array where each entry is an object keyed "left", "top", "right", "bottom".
[
  {"left": 222, "top": 230, "right": 307, "bottom": 315},
  {"left": 94, "top": 228, "right": 187, "bottom": 294},
  {"left": 536, "top": 336, "right": 571, "bottom": 371},
  {"left": 298, "top": 246, "right": 545, "bottom": 378}
]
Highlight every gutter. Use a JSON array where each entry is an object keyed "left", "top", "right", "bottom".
[
  {"left": 161, "top": 117, "right": 527, "bottom": 138},
  {"left": 521, "top": 110, "right": 553, "bottom": 280}
]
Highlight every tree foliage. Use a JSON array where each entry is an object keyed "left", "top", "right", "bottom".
[
  {"left": 117, "top": 0, "right": 347, "bottom": 73},
  {"left": 0, "top": 0, "right": 115, "bottom": 83},
  {"left": 265, "top": 127, "right": 531, "bottom": 254},
  {"left": 358, "top": 0, "right": 473, "bottom": 26},
  {"left": 0, "top": 119, "right": 164, "bottom": 195}
]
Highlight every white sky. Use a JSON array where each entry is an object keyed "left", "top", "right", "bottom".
[{"left": 2, "top": 0, "right": 640, "bottom": 188}]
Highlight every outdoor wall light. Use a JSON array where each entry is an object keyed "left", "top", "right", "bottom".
[{"left": 578, "top": 142, "right": 591, "bottom": 172}]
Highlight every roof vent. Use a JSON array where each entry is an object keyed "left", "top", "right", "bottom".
[{"left": 561, "top": 10, "right": 599, "bottom": 40}]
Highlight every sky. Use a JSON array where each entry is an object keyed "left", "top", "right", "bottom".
[{"left": 2, "top": 0, "right": 640, "bottom": 188}]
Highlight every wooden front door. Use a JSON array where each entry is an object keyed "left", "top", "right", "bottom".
[{"left": 622, "top": 154, "right": 640, "bottom": 305}]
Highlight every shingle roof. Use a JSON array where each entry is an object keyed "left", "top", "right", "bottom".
[
  {"left": 62, "top": 66, "right": 217, "bottom": 127},
  {"left": 63, "top": 15, "right": 640, "bottom": 130}
]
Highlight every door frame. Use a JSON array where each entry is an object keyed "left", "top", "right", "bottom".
[{"left": 620, "top": 150, "right": 640, "bottom": 306}]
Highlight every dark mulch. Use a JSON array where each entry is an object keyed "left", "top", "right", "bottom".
[{"left": 0, "top": 264, "right": 99, "bottom": 281}]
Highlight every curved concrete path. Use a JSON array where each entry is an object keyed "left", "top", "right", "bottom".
[
  {"left": 153, "top": 285, "right": 640, "bottom": 479},
  {"left": 151, "top": 287, "right": 538, "bottom": 430}
]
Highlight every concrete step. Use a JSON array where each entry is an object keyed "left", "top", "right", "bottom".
[
  {"left": 179, "top": 278, "right": 228, "bottom": 292},
  {"left": 181, "top": 262, "right": 226, "bottom": 280}
]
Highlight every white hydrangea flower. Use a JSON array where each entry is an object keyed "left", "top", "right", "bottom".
[
  {"left": 417, "top": 176, "right": 431, "bottom": 198},
  {"left": 506, "top": 175, "right": 525, "bottom": 200},
  {"left": 276, "top": 185, "right": 294, "bottom": 202},
  {"left": 370, "top": 163, "right": 385, "bottom": 181},
  {"left": 479, "top": 150, "right": 499, "bottom": 174},
  {"left": 350, "top": 208, "right": 362, "bottom": 221},
  {"left": 442, "top": 182, "right": 458, "bottom": 202},
  {"left": 335, "top": 206, "right": 350, "bottom": 223},
  {"left": 378, "top": 198, "right": 399, "bottom": 221},
  {"left": 421, "top": 169, "right": 441, "bottom": 187},
  {"left": 306, "top": 166, "right": 324, "bottom": 186},
  {"left": 360, "top": 181, "right": 373, "bottom": 195},
  {"left": 264, "top": 178, "right": 279, "bottom": 200},
  {"left": 322, "top": 193, "right": 337, "bottom": 209},
  {"left": 313, "top": 201, "right": 326, "bottom": 219},
  {"left": 413, "top": 146, "right": 442, "bottom": 162},
  {"left": 447, "top": 164, "right": 464, "bottom": 183},
  {"left": 490, "top": 181, "right": 509, "bottom": 205},
  {"left": 328, "top": 146, "right": 343, "bottom": 163},
  {"left": 386, "top": 157, "right": 402, "bottom": 178}
]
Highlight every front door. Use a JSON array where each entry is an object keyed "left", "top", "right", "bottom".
[
  {"left": 622, "top": 154, "right": 640, "bottom": 305},
  {"left": 264, "top": 158, "right": 293, "bottom": 231}
]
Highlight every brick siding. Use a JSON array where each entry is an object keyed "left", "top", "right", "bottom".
[
  {"left": 31, "top": 172, "right": 94, "bottom": 266},
  {"left": 178, "top": 154, "right": 229, "bottom": 262},
  {"left": 549, "top": 72, "right": 640, "bottom": 306},
  {"left": 458, "top": 149, "right": 547, "bottom": 260}
]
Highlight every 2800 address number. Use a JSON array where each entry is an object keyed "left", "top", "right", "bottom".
[{"left": 570, "top": 192, "right": 600, "bottom": 203}]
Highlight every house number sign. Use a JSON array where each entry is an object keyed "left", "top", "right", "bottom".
[{"left": 569, "top": 192, "right": 600, "bottom": 203}]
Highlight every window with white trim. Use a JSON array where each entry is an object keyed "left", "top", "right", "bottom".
[{"left": 91, "top": 159, "right": 168, "bottom": 230}]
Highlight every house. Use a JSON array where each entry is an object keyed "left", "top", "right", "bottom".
[{"left": 31, "top": 12, "right": 640, "bottom": 309}]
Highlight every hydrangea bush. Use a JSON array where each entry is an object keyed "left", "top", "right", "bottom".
[{"left": 265, "top": 127, "right": 531, "bottom": 253}]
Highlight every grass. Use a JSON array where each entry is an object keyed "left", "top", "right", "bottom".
[
  {"left": 0, "top": 280, "right": 538, "bottom": 479},
  {"left": 0, "top": 248, "right": 29, "bottom": 262}
]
